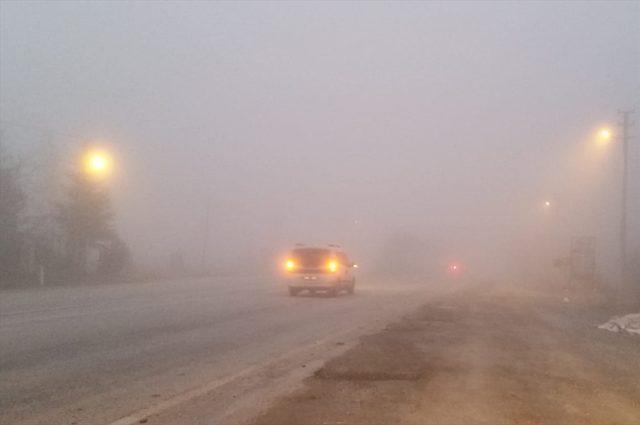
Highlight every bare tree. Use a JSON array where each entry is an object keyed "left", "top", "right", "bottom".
[{"left": 0, "top": 141, "right": 27, "bottom": 284}]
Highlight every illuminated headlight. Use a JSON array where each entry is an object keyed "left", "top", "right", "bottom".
[
  {"left": 285, "top": 260, "right": 296, "bottom": 271},
  {"left": 327, "top": 260, "right": 338, "bottom": 273}
]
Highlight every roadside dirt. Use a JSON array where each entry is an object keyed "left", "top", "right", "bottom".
[{"left": 250, "top": 283, "right": 640, "bottom": 425}]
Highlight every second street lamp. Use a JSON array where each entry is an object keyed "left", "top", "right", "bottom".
[
  {"left": 598, "top": 128, "right": 612, "bottom": 141},
  {"left": 595, "top": 127, "right": 613, "bottom": 147}
]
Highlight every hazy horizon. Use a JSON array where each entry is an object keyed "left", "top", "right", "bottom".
[{"left": 2, "top": 1, "right": 638, "bottom": 281}]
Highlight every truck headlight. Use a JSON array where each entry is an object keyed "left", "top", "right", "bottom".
[
  {"left": 285, "top": 260, "right": 296, "bottom": 271},
  {"left": 327, "top": 260, "right": 338, "bottom": 273}
]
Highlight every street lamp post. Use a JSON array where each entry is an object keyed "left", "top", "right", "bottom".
[
  {"left": 76, "top": 147, "right": 113, "bottom": 278},
  {"left": 597, "top": 115, "right": 634, "bottom": 285},
  {"left": 618, "top": 110, "right": 634, "bottom": 282}
]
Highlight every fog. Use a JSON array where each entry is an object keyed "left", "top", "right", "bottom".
[{"left": 1, "top": 1, "right": 638, "bottom": 282}]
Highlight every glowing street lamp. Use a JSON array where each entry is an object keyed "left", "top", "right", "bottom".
[
  {"left": 82, "top": 149, "right": 112, "bottom": 178},
  {"left": 599, "top": 128, "right": 612, "bottom": 140},
  {"left": 595, "top": 127, "right": 613, "bottom": 146}
]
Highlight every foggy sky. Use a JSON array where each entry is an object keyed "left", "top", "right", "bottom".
[{"left": 1, "top": 1, "right": 639, "bottom": 278}]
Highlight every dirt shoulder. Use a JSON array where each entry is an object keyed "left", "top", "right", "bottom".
[{"left": 250, "top": 283, "right": 640, "bottom": 425}]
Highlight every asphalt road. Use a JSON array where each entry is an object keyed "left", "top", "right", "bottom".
[{"left": 0, "top": 275, "right": 440, "bottom": 425}]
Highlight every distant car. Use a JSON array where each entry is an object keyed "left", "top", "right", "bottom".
[{"left": 282, "top": 246, "right": 357, "bottom": 296}]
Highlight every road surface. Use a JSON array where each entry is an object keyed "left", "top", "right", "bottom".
[{"left": 1, "top": 275, "right": 441, "bottom": 425}]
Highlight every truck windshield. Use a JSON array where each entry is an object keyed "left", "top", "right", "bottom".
[{"left": 291, "top": 248, "right": 332, "bottom": 268}]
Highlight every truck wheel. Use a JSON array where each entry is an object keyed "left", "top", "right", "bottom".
[{"left": 288, "top": 287, "right": 299, "bottom": 297}]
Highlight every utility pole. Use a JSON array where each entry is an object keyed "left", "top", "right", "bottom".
[
  {"left": 618, "top": 110, "right": 634, "bottom": 282},
  {"left": 0, "top": 136, "right": 3, "bottom": 191},
  {"left": 200, "top": 194, "right": 211, "bottom": 272}
]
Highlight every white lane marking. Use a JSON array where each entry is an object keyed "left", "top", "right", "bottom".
[
  {"left": 106, "top": 317, "right": 389, "bottom": 425},
  {"left": 107, "top": 364, "right": 263, "bottom": 425}
]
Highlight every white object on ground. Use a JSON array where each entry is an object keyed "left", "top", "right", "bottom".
[{"left": 598, "top": 313, "right": 640, "bottom": 335}]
